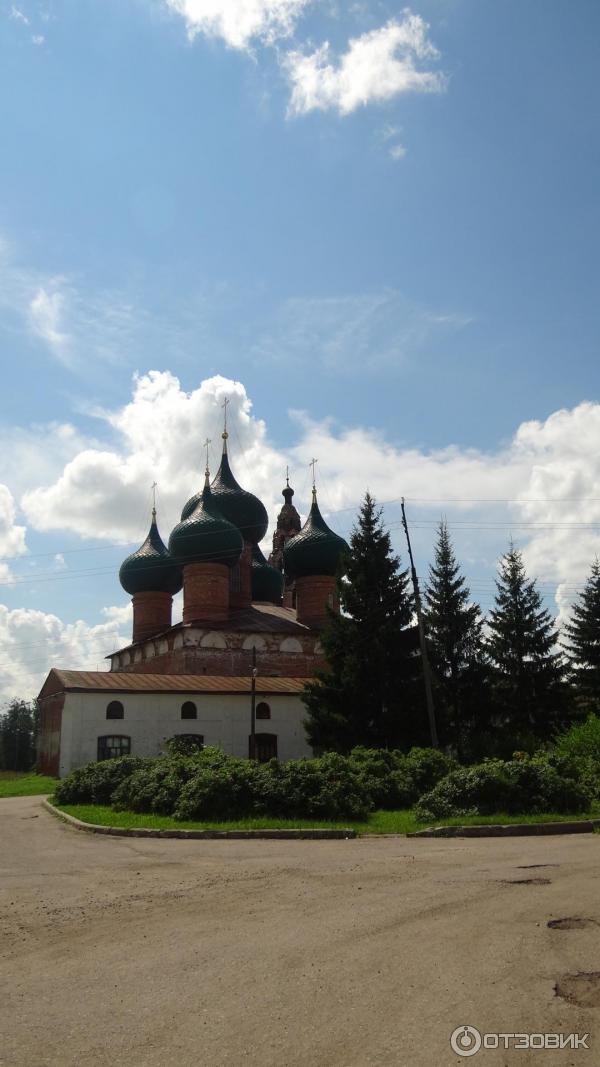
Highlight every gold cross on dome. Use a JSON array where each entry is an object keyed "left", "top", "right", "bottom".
[
  {"left": 151, "top": 481, "right": 157, "bottom": 514},
  {"left": 221, "top": 396, "right": 229, "bottom": 436},
  {"left": 203, "top": 437, "right": 211, "bottom": 474},
  {"left": 310, "top": 458, "right": 318, "bottom": 489}
]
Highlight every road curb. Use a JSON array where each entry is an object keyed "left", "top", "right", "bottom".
[
  {"left": 42, "top": 799, "right": 357, "bottom": 840},
  {"left": 408, "top": 819, "right": 600, "bottom": 838}
]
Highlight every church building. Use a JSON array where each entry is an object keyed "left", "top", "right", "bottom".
[{"left": 37, "top": 421, "right": 348, "bottom": 777}]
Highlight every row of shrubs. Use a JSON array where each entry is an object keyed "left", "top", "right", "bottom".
[{"left": 54, "top": 714, "right": 600, "bottom": 823}]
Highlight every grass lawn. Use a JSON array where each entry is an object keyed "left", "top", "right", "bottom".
[
  {"left": 0, "top": 772, "right": 58, "bottom": 797},
  {"left": 53, "top": 803, "right": 600, "bottom": 835}
]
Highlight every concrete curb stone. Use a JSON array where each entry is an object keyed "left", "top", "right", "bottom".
[
  {"left": 42, "top": 799, "right": 357, "bottom": 840},
  {"left": 408, "top": 819, "right": 600, "bottom": 838}
]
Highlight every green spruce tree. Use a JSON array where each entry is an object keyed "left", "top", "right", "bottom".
[
  {"left": 487, "top": 544, "right": 568, "bottom": 747},
  {"left": 563, "top": 558, "right": 600, "bottom": 709},
  {"left": 303, "top": 493, "right": 423, "bottom": 752},
  {"left": 0, "top": 699, "right": 37, "bottom": 771},
  {"left": 424, "top": 521, "right": 487, "bottom": 754}
]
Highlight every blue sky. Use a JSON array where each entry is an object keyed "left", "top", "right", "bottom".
[{"left": 0, "top": 0, "right": 599, "bottom": 698}]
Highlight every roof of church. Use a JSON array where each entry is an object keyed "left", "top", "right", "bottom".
[
  {"left": 283, "top": 489, "right": 349, "bottom": 578},
  {"left": 40, "top": 669, "right": 306, "bottom": 696},
  {"left": 119, "top": 510, "right": 183, "bottom": 596}
]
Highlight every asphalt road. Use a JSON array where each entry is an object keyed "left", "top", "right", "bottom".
[{"left": 1, "top": 796, "right": 599, "bottom": 1067}]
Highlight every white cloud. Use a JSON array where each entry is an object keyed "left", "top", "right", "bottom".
[
  {"left": 284, "top": 13, "right": 445, "bottom": 116},
  {"left": 29, "top": 285, "right": 70, "bottom": 363},
  {"left": 389, "top": 142, "right": 406, "bottom": 160},
  {"left": 31, "top": 33, "right": 44, "bottom": 45},
  {"left": 10, "top": 5, "right": 29, "bottom": 24},
  {"left": 0, "top": 605, "right": 129, "bottom": 703},
  {"left": 165, "top": 0, "right": 310, "bottom": 49},
  {"left": 22, "top": 372, "right": 289, "bottom": 544},
  {"left": 251, "top": 290, "right": 471, "bottom": 374},
  {"left": 0, "top": 486, "right": 27, "bottom": 561},
  {"left": 14, "top": 372, "right": 600, "bottom": 626}
]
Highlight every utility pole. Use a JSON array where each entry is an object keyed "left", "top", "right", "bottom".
[
  {"left": 249, "top": 645, "right": 257, "bottom": 760},
  {"left": 401, "top": 498, "right": 439, "bottom": 749}
]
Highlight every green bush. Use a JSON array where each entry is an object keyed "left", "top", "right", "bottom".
[
  {"left": 554, "top": 715, "right": 600, "bottom": 797},
  {"left": 164, "top": 735, "right": 205, "bottom": 758},
  {"left": 112, "top": 758, "right": 200, "bottom": 815},
  {"left": 54, "top": 756, "right": 151, "bottom": 805},
  {"left": 258, "top": 752, "right": 371, "bottom": 820},
  {"left": 415, "top": 756, "right": 592, "bottom": 822},
  {"left": 174, "top": 758, "right": 263, "bottom": 821},
  {"left": 347, "top": 746, "right": 457, "bottom": 809}
]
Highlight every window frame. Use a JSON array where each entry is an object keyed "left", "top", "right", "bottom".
[{"left": 97, "top": 735, "right": 131, "bottom": 761}]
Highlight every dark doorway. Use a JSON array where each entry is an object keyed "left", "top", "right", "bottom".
[{"left": 251, "top": 733, "right": 278, "bottom": 762}]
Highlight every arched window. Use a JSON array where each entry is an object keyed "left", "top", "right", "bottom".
[
  {"left": 251, "top": 733, "right": 278, "bottom": 762},
  {"left": 256, "top": 701, "right": 271, "bottom": 720},
  {"left": 181, "top": 701, "right": 197, "bottom": 720},
  {"left": 98, "top": 736, "right": 130, "bottom": 761},
  {"left": 106, "top": 700, "right": 124, "bottom": 720}
]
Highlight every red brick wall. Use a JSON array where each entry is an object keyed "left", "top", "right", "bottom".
[
  {"left": 230, "top": 541, "right": 252, "bottom": 610},
  {"left": 295, "top": 575, "right": 338, "bottom": 629},
  {"left": 132, "top": 591, "right": 173, "bottom": 643},
  {"left": 183, "top": 563, "right": 229, "bottom": 623},
  {"left": 119, "top": 646, "right": 326, "bottom": 678},
  {"left": 37, "top": 693, "right": 64, "bottom": 777}
]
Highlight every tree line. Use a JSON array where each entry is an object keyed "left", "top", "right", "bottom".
[
  {"left": 304, "top": 493, "right": 600, "bottom": 760},
  {"left": 0, "top": 700, "right": 38, "bottom": 772}
]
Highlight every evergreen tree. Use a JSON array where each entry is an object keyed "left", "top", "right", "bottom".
[
  {"left": 424, "top": 521, "right": 487, "bottom": 753},
  {"left": 563, "top": 558, "right": 600, "bottom": 708},
  {"left": 0, "top": 700, "right": 37, "bottom": 771},
  {"left": 303, "top": 493, "right": 424, "bottom": 752},
  {"left": 487, "top": 545, "right": 568, "bottom": 746}
]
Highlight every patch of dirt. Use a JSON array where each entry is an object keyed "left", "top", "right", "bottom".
[
  {"left": 516, "top": 863, "right": 560, "bottom": 869},
  {"left": 548, "top": 917, "right": 598, "bottom": 931},
  {"left": 555, "top": 972, "right": 600, "bottom": 1007},
  {"left": 499, "top": 878, "right": 552, "bottom": 886}
]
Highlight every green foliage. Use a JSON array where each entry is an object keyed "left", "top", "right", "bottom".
[
  {"left": 347, "top": 746, "right": 457, "bottom": 809},
  {"left": 415, "top": 755, "right": 591, "bottom": 821},
  {"left": 563, "top": 560, "right": 600, "bottom": 708},
  {"left": 256, "top": 752, "right": 371, "bottom": 820},
  {"left": 54, "top": 755, "right": 151, "bottom": 805},
  {"left": 0, "top": 700, "right": 38, "bottom": 772},
  {"left": 486, "top": 545, "right": 569, "bottom": 743},
  {"left": 554, "top": 714, "right": 600, "bottom": 798},
  {"left": 174, "top": 758, "right": 263, "bottom": 821},
  {"left": 303, "top": 493, "right": 425, "bottom": 752},
  {"left": 112, "top": 758, "right": 201, "bottom": 814},
  {"left": 424, "top": 522, "right": 489, "bottom": 754},
  {"left": 164, "top": 735, "right": 205, "bottom": 757}
]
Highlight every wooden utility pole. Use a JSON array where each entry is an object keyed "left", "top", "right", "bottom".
[
  {"left": 249, "top": 645, "right": 257, "bottom": 760},
  {"left": 401, "top": 498, "right": 439, "bottom": 749}
]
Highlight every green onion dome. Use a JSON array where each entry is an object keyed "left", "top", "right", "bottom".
[
  {"left": 119, "top": 511, "right": 183, "bottom": 596},
  {"left": 251, "top": 544, "right": 284, "bottom": 604},
  {"left": 169, "top": 476, "right": 243, "bottom": 569},
  {"left": 283, "top": 490, "right": 349, "bottom": 579},
  {"left": 182, "top": 437, "right": 268, "bottom": 545}
]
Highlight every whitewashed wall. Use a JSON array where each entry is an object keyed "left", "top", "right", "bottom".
[{"left": 58, "top": 690, "right": 312, "bottom": 776}]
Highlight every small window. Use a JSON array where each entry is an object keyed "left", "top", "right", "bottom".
[
  {"left": 256, "top": 701, "right": 271, "bottom": 720},
  {"left": 106, "top": 700, "right": 124, "bottom": 720},
  {"left": 181, "top": 701, "right": 197, "bottom": 720},
  {"left": 98, "top": 736, "right": 130, "bottom": 761}
]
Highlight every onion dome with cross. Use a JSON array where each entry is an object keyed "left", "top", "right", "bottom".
[
  {"left": 169, "top": 468, "right": 243, "bottom": 569},
  {"left": 119, "top": 506, "right": 183, "bottom": 596},
  {"left": 283, "top": 462, "right": 349, "bottom": 579}
]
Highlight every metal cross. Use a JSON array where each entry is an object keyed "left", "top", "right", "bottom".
[
  {"left": 151, "top": 481, "right": 157, "bottom": 514},
  {"left": 203, "top": 437, "right": 211, "bottom": 473},
  {"left": 310, "top": 458, "right": 318, "bottom": 488},
  {"left": 221, "top": 396, "right": 229, "bottom": 434}
]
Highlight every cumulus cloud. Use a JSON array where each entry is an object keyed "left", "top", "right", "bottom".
[
  {"left": 16, "top": 372, "right": 600, "bottom": 626},
  {"left": 0, "top": 486, "right": 27, "bottom": 562},
  {"left": 284, "top": 13, "right": 445, "bottom": 116},
  {"left": 22, "top": 372, "right": 288, "bottom": 544},
  {"left": 0, "top": 605, "right": 129, "bottom": 703},
  {"left": 165, "top": 0, "right": 310, "bottom": 49}
]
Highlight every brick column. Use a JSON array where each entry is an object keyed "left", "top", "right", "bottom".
[
  {"left": 183, "top": 562, "right": 230, "bottom": 624},
  {"left": 132, "top": 590, "right": 173, "bottom": 643},
  {"left": 295, "top": 575, "right": 338, "bottom": 629},
  {"left": 230, "top": 540, "right": 253, "bottom": 610}
]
